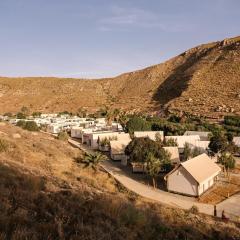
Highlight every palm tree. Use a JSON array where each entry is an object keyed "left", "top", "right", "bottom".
[
  {"left": 146, "top": 153, "right": 162, "bottom": 188},
  {"left": 81, "top": 152, "right": 106, "bottom": 172},
  {"left": 118, "top": 111, "right": 129, "bottom": 131},
  {"left": 106, "top": 109, "right": 114, "bottom": 126},
  {"left": 218, "top": 152, "right": 235, "bottom": 178}
]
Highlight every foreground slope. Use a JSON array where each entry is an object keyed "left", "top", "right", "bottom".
[
  {"left": 0, "top": 36, "right": 240, "bottom": 117},
  {"left": 0, "top": 123, "right": 240, "bottom": 239}
]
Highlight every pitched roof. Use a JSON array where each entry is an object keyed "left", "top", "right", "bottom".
[
  {"left": 180, "top": 153, "right": 221, "bottom": 184},
  {"left": 134, "top": 131, "right": 164, "bottom": 141},
  {"left": 163, "top": 147, "right": 180, "bottom": 164},
  {"left": 110, "top": 140, "right": 131, "bottom": 155},
  {"left": 165, "top": 135, "right": 200, "bottom": 148}
]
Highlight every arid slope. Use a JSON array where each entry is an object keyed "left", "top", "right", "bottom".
[
  {"left": 0, "top": 123, "right": 240, "bottom": 239},
  {"left": 0, "top": 36, "right": 240, "bottom": 117}
]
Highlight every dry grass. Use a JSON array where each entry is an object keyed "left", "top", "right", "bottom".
[
  {"left": 0, "top": 124, "right": 240, "bottom": 239},
  {"left": 199, "top": 175, "right": 240, "bottom": 204}
]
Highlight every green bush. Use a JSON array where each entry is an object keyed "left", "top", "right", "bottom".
[
  {"left": 32, "top": 112, "right": 41, "bottom": 117},
  {"left": 57, "top": 131, "right": 68, "bottom": 141},
  {"left": 224, "top": 116, "right": 240, "bottom": 127},
  {"left": 17, "top": 121, "right": 39, "bottom": 132},
  {"left": 16, "top": 120, "right": 26, "bottom": 128},
  {"left": 16, "top": 112, "right": 26, "bottom": 119}
]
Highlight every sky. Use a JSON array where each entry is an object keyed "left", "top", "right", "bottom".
[{"left": 0, "top": 0, "right": 239, "bottom": 78}]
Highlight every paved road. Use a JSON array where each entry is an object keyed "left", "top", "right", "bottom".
[{"left": 68, "top": 138, "right": 240, "bottom": 221}]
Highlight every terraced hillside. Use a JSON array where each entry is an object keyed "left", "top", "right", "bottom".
[{"left": 0, "top": 36, "right": 239, "bottom": 118}]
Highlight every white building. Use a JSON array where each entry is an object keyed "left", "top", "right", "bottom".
[
  {"left": 165, "top": 154, "right": 221, "bottom": 197},
  {"left": 165, "top": 135, "right": 200, "bottom": 153},
  {"left": 134, "top": 131, "right": 164, "bottom": 141},
  {"left": 71, "top": 126, "right": 84, "bottom": 138},
  {"left": 110, "top": 139, "right": 131, "bottom": 164},
  {"left": 184, "top": 131, "right": 211, "bottom": 141},
  {"left": 186, "top": 140, "right": 210, "bottom": 154},
  {"left": 83, "top": 131, "right": 122, "bottom": 150}
]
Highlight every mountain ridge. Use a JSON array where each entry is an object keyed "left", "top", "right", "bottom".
[{"left": 0, "top": 36, "right": 240, "bottom": 118}]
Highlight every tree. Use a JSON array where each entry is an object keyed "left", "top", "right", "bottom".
[
  {"left": 218, "top": 152, "right": 235, "bottom": 176},
  {"left": 32, "top": 112, "right": 41, "bottom": 117},
  {"left": 81, "top": 152, "right": 106, "bottom": 172},
  {"left": 16, "top": 112, "right": 26, "bottom": 119},
  {"left": 126, "top": 116, "right": 151, "bottom": 134},
  {"left": 125, "top": 137, "right": 171, "bottom": 188},
  {"left": 125, "top": 137, "right": 159, "bottom": 163},
  {"left": 163, "top": 138, "right": 178, "bottom": 147},
  {"left": 146, "top": 153, "right": 162, "bottom": 188},
  {"left": 182, "top": 143, "right": 192, "bottom": 161},
  {"left": 119, "top": 112, "right": 129, "bottom": 131},
  {"left": 21, "top": 106, "right": 30, "bottom": 116},
  {"left": 208, "top": 133, "right": 228, "bottom": 155},
  {"left": 191, "top": 147, "right": 202, "bottom": 158},
  {"left": 16, "top": 121, "right": 39, "bottom": 131},
  {"left": 24, "top": 121, "right": 39, "bottom": 131},
  {"left": 155, "top": 133, "right": 164, "bottom": 147}
]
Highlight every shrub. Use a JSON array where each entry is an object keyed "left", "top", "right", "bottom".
[
  {"left": 57, "top": 132, "right": 68, "bottom": 141},
  {"left": 32, "top": 112, "right": 41, "bottom": 117},
  {"left": 0, "top": 139, "right": 9, "bottom": 152},
  {"left": 16, "top": 120, "right": 26, "bottom": 128},
  {"left": 224, "top": 116, "right": 240, "bottom": 127},
  {"left": 189, "top": 205, "right": 199, "bottom": 214},
  {"left": 3, "top": 112, "right": 12, "bottom": 117},
  {"left": 16, "top": 112, "right": 26, "bottom": 119},
  {"left": 17, "top": 121, "right": 39, "bottom": 131},
  {"left": 24, "top": 121, "right": 39, "bottom": 131}
]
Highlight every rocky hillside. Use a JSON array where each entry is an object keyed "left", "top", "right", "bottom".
[
  {"left": 0, "top": 36, "right": 240, "bottom": 118},
  {"left": 0, "top": 123, "right": 240, "bottom": 239}
]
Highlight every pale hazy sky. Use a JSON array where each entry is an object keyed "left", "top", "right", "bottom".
[{"left": 0, "top": 0, "right": 239, "bottom": 78}]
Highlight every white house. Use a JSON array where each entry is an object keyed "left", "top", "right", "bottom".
[
  {"left": 84, "top": 131, "right": 123, "bottom": 150},
  {"left": 165, "top": 135, "right": 200, "bottom": 153},
  {"left": 163, "top": 147, "right": 180, "bottom": 164},
  {"left": 110, "top": 139, "right": 131, "bottom": 164},
  {"left": 184, "top": 131, "right": 211, "bottom": 141},
  {"left": 134, "top": 131, "right": 164, "bottom": 141},
  {"left": 71, "top": 126, "right": 84, "bottom": 138},
  {"left": 186, "top": 140, "right": 210, "bottom": 154},
  {"left": 165, "top": 153, "right": 221, "bottom": 197},
  {"left": 47, "top": 123, "right": 63, "bottom": 134}
]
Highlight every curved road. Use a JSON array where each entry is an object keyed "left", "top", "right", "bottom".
[{"left": 68, "top": 138, "right": 240, "bottom": 221}]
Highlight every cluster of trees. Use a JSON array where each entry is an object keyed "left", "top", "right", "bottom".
[
  {"left": 208, "top": 132, "right": 239, "bottom": 173},
  {"left": 16, "top": 120, "right": 39, "bottom": 132},
  {"left": 125, "top": 137, "right": 172, "bottom": 188}
]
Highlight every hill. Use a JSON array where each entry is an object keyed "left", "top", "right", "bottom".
[
  {"left": 0, "top": 36, "right": 240, "bottom": 118},
  {"left": 0, "top": 123, "right": 240, "bottom": 239}
]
